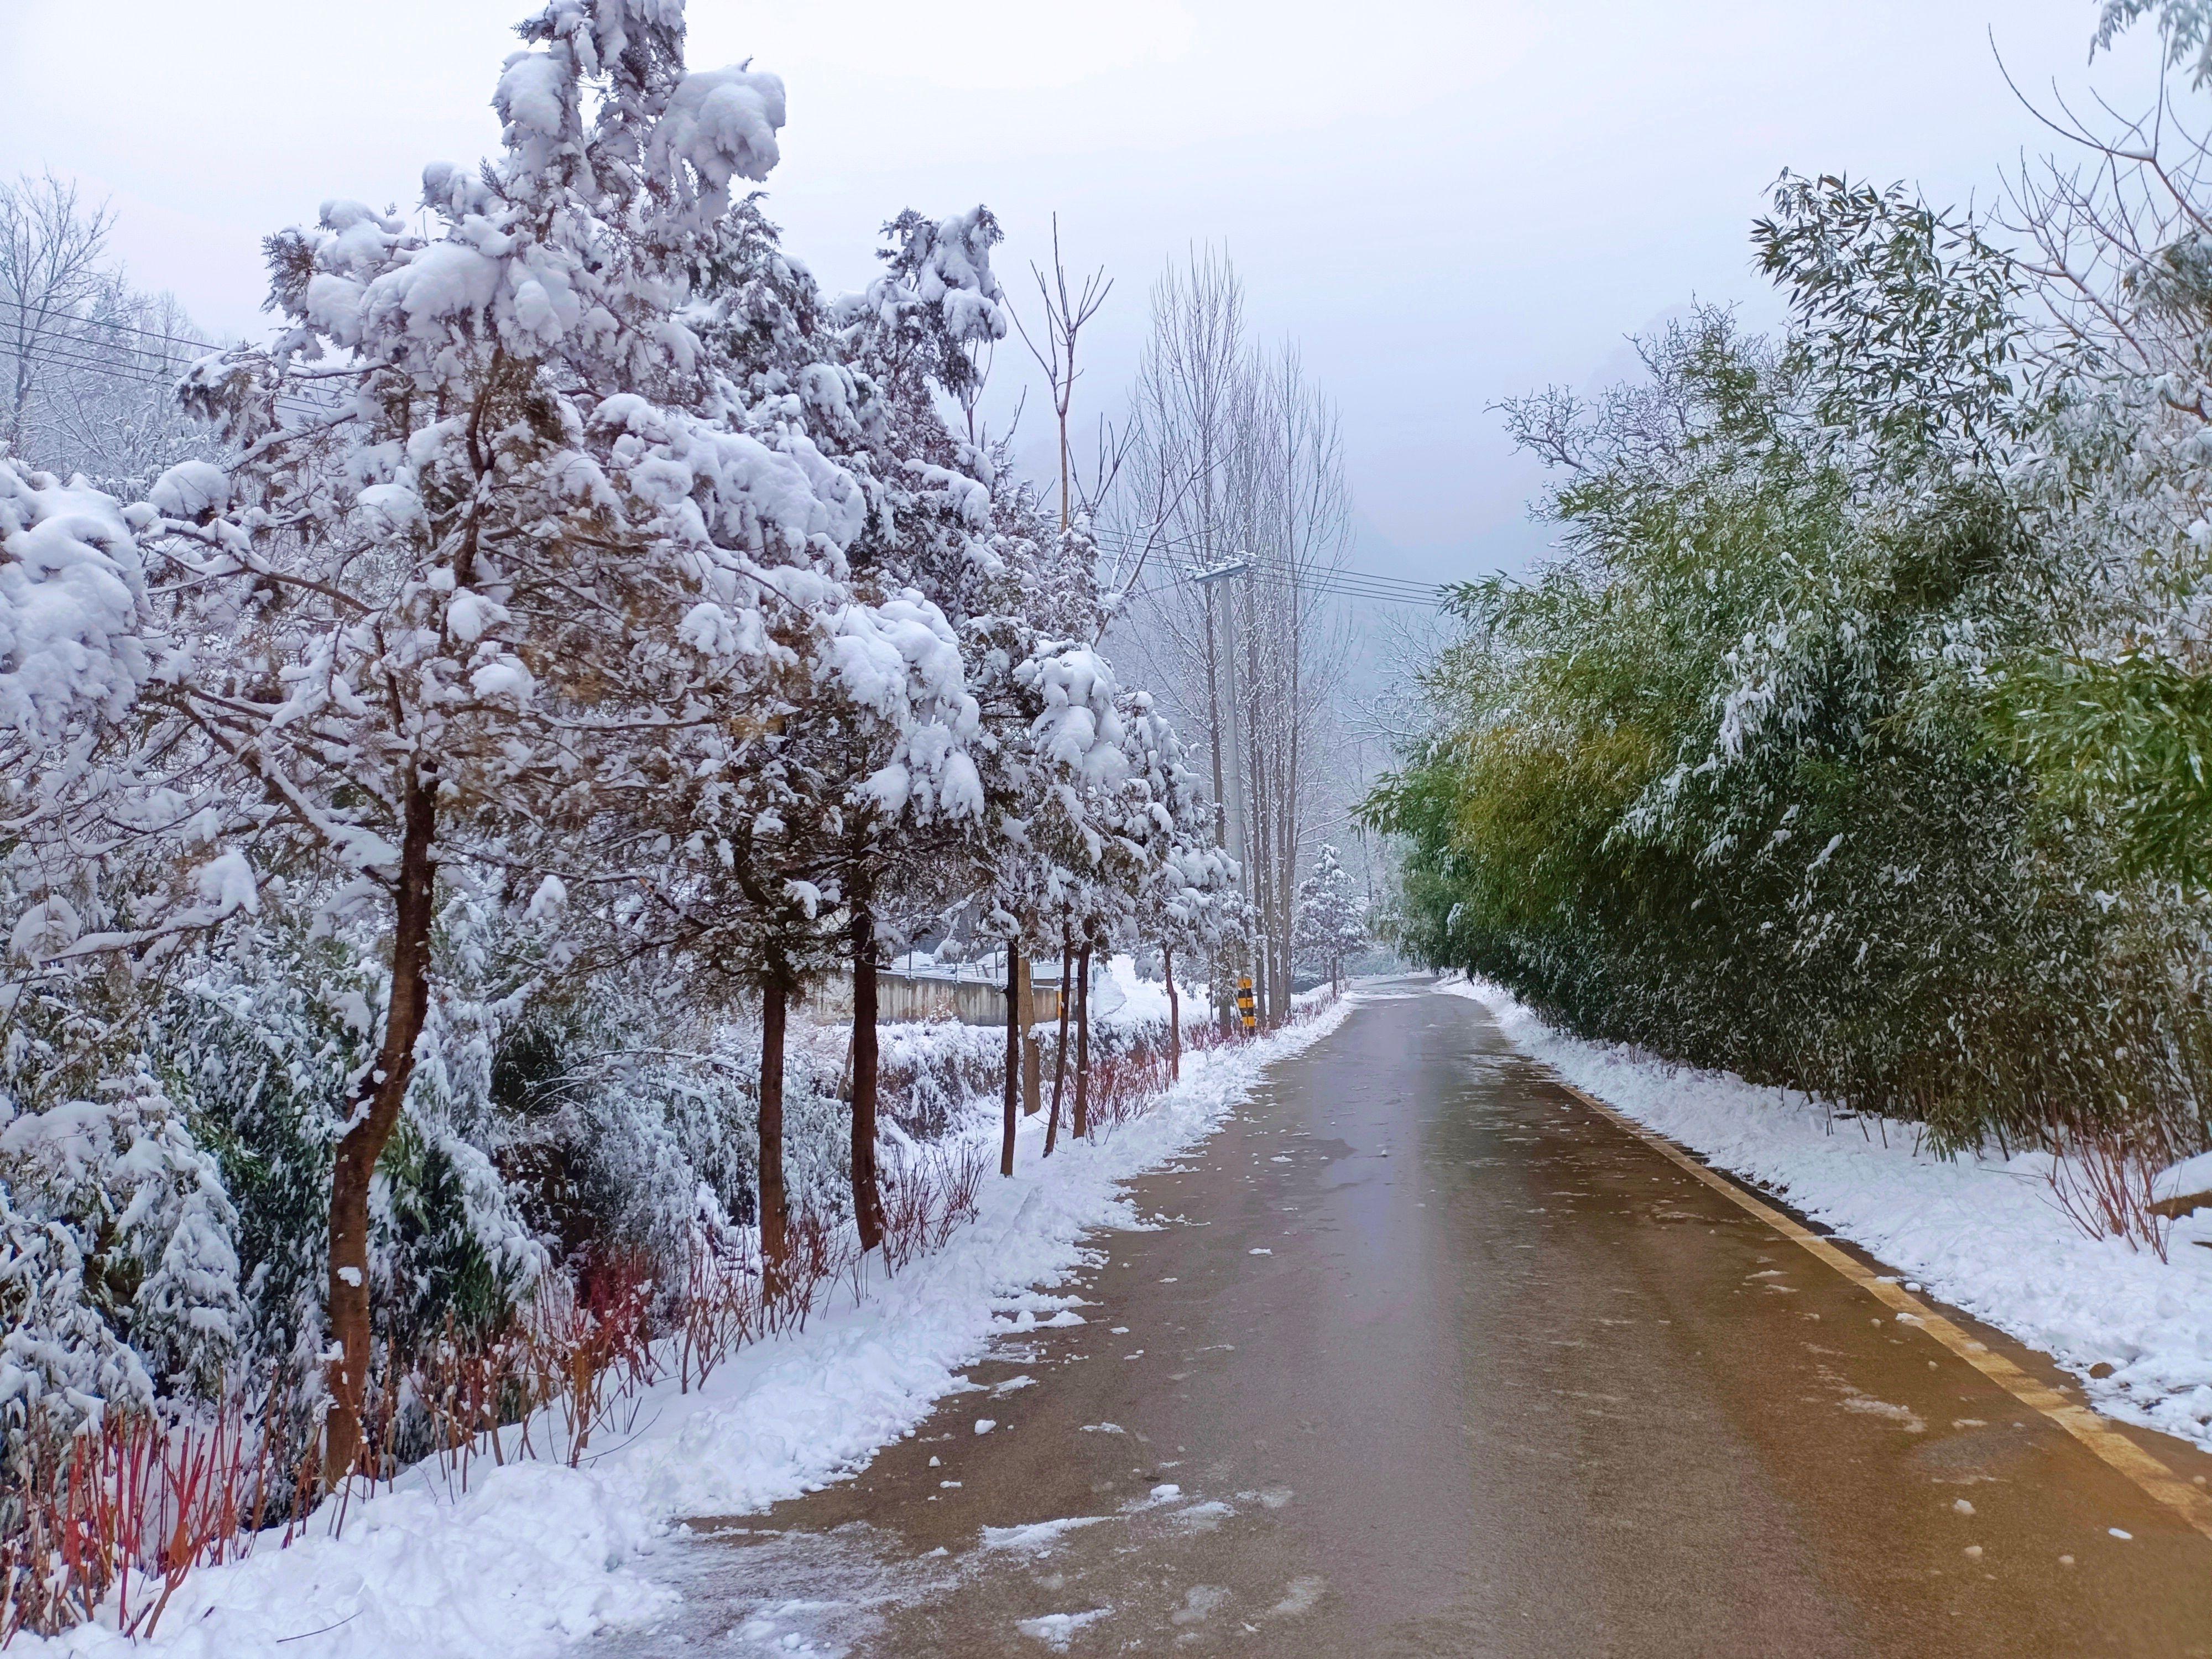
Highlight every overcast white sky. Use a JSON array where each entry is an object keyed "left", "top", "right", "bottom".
[{"left": 0, "top": 2, "right": 2173, "bottom": 581}]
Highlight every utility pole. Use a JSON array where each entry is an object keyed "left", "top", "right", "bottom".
[
  {"left": 1193, "top": 557, "right": 1250, "bottom": 1032},
  {"left": 1199, "top": 560, "right": 1251, "bottom": 909},
  {"left": 1194, "top": 560, "right": 1248, "bottom": 1026},
  {"left": 1203, "top": 580, "right": 1227, "bottom": 852}
]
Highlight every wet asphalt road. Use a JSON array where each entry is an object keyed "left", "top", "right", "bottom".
[{"left": 594, "top": 979, "right": 2212, "bottom": 1657}]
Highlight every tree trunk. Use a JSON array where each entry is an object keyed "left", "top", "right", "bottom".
[
  {"left": 849, "top": 907, "right": 885, "bottom": 1253},
  {"left": 1073, "top": 942, "right": 1093, "bottom": 1141},
  {"left": 1018, "top": 952, "right": 1041, "bottom": 1115},
  {"left": 1001, "top": 943, "right": 1020, "bottom": 1177},
  {"left": 759, "top": 971, "right": 790, "bottom": 1293},
  {"left": 1045, "top": 935, "right": 1073, "bottom": 1156},
  {"left": 324, "top": 768, "right": 437, "bottom": 1486},
  {"left": 1164, "top": 945, "right": 1181, "bottom": 1082}
]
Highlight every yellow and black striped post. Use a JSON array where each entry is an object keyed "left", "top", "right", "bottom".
[{"left": 1236, "top": 975, "right": 1257, "bottom": 1035}]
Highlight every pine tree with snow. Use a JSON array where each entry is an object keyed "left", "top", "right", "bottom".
[
  {"left": 1130, "top": 694, "right": 1243, "bottom": 1066},
  {"left": 1293, "top": 843, "right": 1366, "bottom": 994}
]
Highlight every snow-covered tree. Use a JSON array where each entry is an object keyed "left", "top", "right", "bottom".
[
  {"left": 1123, "top": 686, "right": 1241, "bottom": 1073},
  {"left": 1293, "top": 842, "right": 1366, "bottom": 994},
  {"left": 3, "top": 0, "right": 977, "bottom": 1478},
  {"left": 1004, "top": 641, "right": 1134, "bottom": 1156},
  {"left": 0, "top": 0, "right": 1238, "bottom": 1519},
  {"left": 0, "top": 175, "right": 223, "bottom": 497},
  {"left": 1, "top": 174, "right": 114, "bottom": 458},
  {"left": 1112, "top": 255, "right": 1354, "bottom": 1030}
]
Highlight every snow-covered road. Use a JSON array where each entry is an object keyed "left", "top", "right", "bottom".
[{"left": 586, "top": 978, "right": 2212, "bottom": 1657}]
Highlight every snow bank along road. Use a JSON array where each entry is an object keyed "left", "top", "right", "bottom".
[{"left": 593, "top": 979, "right": 2212, "bottom": 1657}]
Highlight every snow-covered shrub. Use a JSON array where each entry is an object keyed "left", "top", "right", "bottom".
[
  {"left": 0, "top": 914, "right": 245, "bottom": 1416},
  {"left": 141, "top": 894, "right": 548, "bottom": 1386},
  {"left": 0, "top": 1183, "right": 152, "bottom": 1469},
  {"left": 877, "top": 1018, "right": 1001, "bottom": 1140},
  {"left": 0, "top": 1083, "right": 242, "bottom": 1400}
]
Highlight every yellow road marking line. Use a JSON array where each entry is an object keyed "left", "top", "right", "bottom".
[{"left": 1553, "top": 1079, "right": 2212, "bottom": 1544}]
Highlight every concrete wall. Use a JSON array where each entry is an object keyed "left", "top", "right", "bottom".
[{"left": 806, "top": 969, "right": 1065, "bottom": 1028}]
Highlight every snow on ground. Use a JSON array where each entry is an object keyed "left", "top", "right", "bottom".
[
  {"left": 24, "top": 993, "right": 1354, "bottom": 1659},
  {"left": 1442, "top": 975, "right": 2212, "bottom": 1452},
  {"left": 1013, "top": 1606, "right": 1109, "bottom": 1650},
  {"left": 979, "top": 1515, "right": 1107, "bottom": 1553}
]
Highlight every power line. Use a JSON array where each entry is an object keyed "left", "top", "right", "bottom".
[
  {"left": 0, "top": 296, "right": 225, "bottom": 354},
  {"left": 1109, "top": 555, "right": 1449, "bottom": 610},
  {"left": 1159, "top": 569, "right": 1439, "bottom": 606},
  {"left": 1092, "top": 538, "right": 1443, "bottom": 595},
  {"left": 1191, "top": 563, "right": 1444, "bottom": 604},
  {"left": 1092, "top": 525, "right": 1382, "bottom": 571},
  {"left": 9, "top": 345, "right": 186, "bottom": 390},
  {"left": 1113, "top": 573, "right": 1446, "bottom": 613},
  {"left": 2, "top": 350, "right": 224, "bottom": 399},
  {"left": 1084, "top": 521, "right": 1408, "bottom": 567},
  {"left": 4, "top": 341, "right": 278, "bottom": 399},
  {"left": 1231, "top": 564, "right": 1443, "bottom": 598},
  {"left": 1087, "top": 528, "right": 1447, "bottom": 603},
  {"left": 2, "top": 312, "right": 338, "bottom": 418},
  {"left": 6, "top": 343, "right": 338, "bottom": 431}
]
